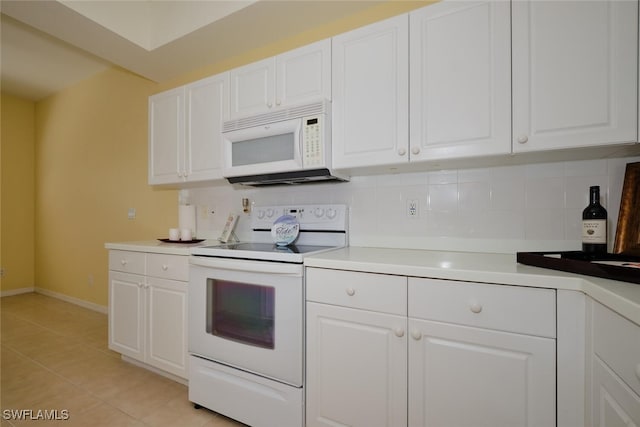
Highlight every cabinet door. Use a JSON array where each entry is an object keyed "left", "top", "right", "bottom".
[
  {"left": 109, "top": 271, "right": 145, "bottom": 361},
  {"left": 276, "top": 39, "right": 331, "bottom": 107},
  {"left": 591, "top": 355, "right": 640, "bottom": 427},
  {"left": 146, "top": 277, "right": 188, "bottom": 379},
  {"left": 332, "top": 14, "right": 409, "bottom": 170},
  {"left": 512, "top": 0, "right": 638, "bottom": 152},
  {"left": 408, "top": 318, "right": 555, "bottom": 427},
  {"left": 185, "top": 73, "right": 229, "bottom": 182},
  {"left": 148, "top": 87, "right": 185, "bottom": 184},
  {"left": 306, "top": 302, "right": 407, "bottom": 427},
  {"left": 229, "top": 57, "right": 275, "bottom": 118},
  {"left": 409, "top": 1, "right": 511, "bottom": 161}
]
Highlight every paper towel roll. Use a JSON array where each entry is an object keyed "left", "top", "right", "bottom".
[{"left": 178, "top": 205, "right": 196, "bottom": 235}]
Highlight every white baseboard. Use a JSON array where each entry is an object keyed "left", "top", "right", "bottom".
[
  {"left": 121, "top": 355, "right": 188, "bottom": 386},
  {"left": 0, "top": 287, "right": 36, "bottom": 297},
  {"left": 34, "top": 287, "right": 108, "bottom": 314}
]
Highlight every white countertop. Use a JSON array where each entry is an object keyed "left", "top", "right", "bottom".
[
  {"left": 105, "top": 242, "right": 640, "bottom": 325},
  {"left": 305, "top": 246, "right": 640, "bottom": 326},
  {"left": 105, "top": 239, "right": 219, "bottom": 255}
]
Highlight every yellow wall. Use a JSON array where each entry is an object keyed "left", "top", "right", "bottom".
[
  {"left": 0, "top": 93, "right": 36, "bottom": 293},
  {"left": 29, "top": 1, "right": 429, "bottom": 308},
  {"left": 34, "top": 68, "right": 176, "bottom": 305},
  {"left": 160, "top": 1, "right": 431, "bottom": 91}
]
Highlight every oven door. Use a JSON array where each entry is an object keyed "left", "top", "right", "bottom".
[{"left": 189, "top": 256, "right": 303, "bottom": 387}]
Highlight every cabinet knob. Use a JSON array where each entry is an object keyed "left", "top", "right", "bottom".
[
  {"left": 517, "top": 135, "right": 529, "bottom": 144},
  {"left": 394, "top": 328, "right": 405, "bottom": 338},
  {"left": 276, "top": 100, "right": 281, "bottom": 106},
  {"left": 411, "top": 330, "right": 422, "bottom": 340},
  {"left": 398, "top": 147, "right": 407, "bottom": 156},
  {"left": 162, "top": 264, "right": 169, "bottom": 271},
  {"left": 346, "top": 288, "right": 355, "bottom": 296},
  {"left": 469, "top": 302, "right": 483, "bottom": 314},
  {"left": 121, "top": 259, "right": 128, "bottom": 266},
  {"left": 267, "top": 102, "right": 273, "bottom": 108},
  {"left": 137, "top": 282, "right": 144, "bottom": 288},
  {"left": 411, "top": 146, "right": 420, "bottom": 155}
]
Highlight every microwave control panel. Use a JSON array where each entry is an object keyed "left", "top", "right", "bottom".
[{"left": 302, "top": 116, "right": 323, "bottom": 167}]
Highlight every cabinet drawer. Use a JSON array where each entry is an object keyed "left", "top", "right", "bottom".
[
  {"left": 109, "top": 250, "right": 146, "bottom": 275},
  {"left": 306, "top": 268, "right": 407, "bottom": 315},
  {"left": 593, "top": 301, "right": 640, "bottom": 396},
  {"left": 408, "top": 278, "right": 556, "bottom": 338},
  {"left": 147, "top": 253, "right": 189, "bottom": 282}
]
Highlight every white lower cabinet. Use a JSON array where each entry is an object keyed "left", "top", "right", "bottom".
[
  {"left": 306, "top": 268, "right": 407, "bottom": 427},
  {"left": 408, "top": 318, "right": 555, "bottom": 427},
  {"left": 306, "top": 268, "right": 557, "bottom": 427},
  {"left": 108, "top": 250, "right": 189, "bottom": 379},
  {"left": 306, "top": 302, "right": 407, "bottom": 427},
  {"left": 587, "top": 299, "right": 640, "bottom": 427}
]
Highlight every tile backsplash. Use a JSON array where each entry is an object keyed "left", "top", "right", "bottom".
[{"left": 186, "top": 156, "right": 639, "bottom": 254}]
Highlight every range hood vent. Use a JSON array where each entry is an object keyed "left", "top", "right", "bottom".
[{"left": 227, "top": 168, "right": 348, "bottom": 187}]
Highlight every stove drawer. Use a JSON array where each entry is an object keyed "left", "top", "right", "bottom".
[{"left": 306, "top": 267, "right": 407, "bottom": 315}]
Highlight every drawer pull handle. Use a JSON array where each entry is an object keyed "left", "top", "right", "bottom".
[
  {"left": 394, "top": 328, "right": 405, "bottom": 338},
  {"left": 636, "top": 364, "right": 640, "bottom": 381},
  {"left": 411, "top": 330, "right": 422, "bottom": 341},
  {"left": 121, "top": 259, "right": 128, "bottom": 266},
  {"left": 346, "top": 288, "right": 355, "bottom": 296},
  {"left": 162, "top": 264, "right": 169, "bottom": 271},
  {"left": 470, "top": 302, "right": 483, "bottom": 314}
]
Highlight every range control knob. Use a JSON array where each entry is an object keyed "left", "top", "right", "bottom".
[
  {"left": 257, "top": 210, "right": 265, "bottom": 219},
  {"left": 314, "top": 208, "right": 325, "bottom": 218},
  {"left": 266, "top": 208, "right": 274, "bottom": 218},
  {"left": 326, "top": 208, "right": 337, "bottom": 219}
]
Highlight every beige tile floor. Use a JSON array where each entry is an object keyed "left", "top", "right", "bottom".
[{"left": 1, "top": 293, "right": 246, "bottom": 427}]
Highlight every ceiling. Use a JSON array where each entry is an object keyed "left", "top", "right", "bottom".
[{"left": 0, "top": 0, "right": 385, "bottom": 101}]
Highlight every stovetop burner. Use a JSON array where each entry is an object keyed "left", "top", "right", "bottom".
[{"left": 209, "top": 243, "right": 336, "bottom": 254}]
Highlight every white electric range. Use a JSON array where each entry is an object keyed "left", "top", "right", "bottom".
[{"left": 188, "top": 204, "right": 348, "bottom": 427}]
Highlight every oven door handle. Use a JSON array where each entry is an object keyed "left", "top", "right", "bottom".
[{"left": 190, "top": 256, "right": 303, "bottom": 276}]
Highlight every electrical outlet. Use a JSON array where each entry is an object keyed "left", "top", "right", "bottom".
[
  {"left": 407, "top": 199, "right": 419, "bottom": 218},
  {"left": 0, "top": 268, "right": 4, "bottom": 278},
  {"left": 198, "top": 205, "right": 215, "bottom": 218},
  {"left": 88, "top": 274, "right": 94, "bottom": 286},
  {"left": 128, "top": 208, "right": 136, "bottom": 220}
]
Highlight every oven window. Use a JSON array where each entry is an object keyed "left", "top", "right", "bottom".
[{"left": 206, "top": 279, "right": 275, "bottom": 349}]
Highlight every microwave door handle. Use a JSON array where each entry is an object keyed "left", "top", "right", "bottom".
[{"left": 296, "top": 120, "right": 304, "bottom": 168}]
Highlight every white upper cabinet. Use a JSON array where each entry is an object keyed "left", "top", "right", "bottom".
[
  {"left": 149, "top": 87, "right": 184, "bottom": 185},
  {"left": 148, "top": 73, "right": 229, "bottom": 185},
  {"left": 276, "top": 40, "right": 331, "bottom": 108},
  {"left": 409, "top": 1, "right": 511, "bottom": 161},
  {"left": 185, "top": 73, "right": 229, "bottom": 182},
  {"left": 332, "top": 14, "right": 409, "bottom": 170},
  {"left": 229, "top": 39, "right": 331, "bottom": 119},
  {"left": 512, "top": 0, "right": 638, "bottom": 153}
]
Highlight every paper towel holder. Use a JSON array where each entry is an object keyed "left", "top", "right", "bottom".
[{"left": 242, "top": 198, "right": 251, "bottom": 214}]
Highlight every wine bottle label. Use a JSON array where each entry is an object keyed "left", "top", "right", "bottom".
[{"left": 582, "top": 220, "right": 606, "bottom": 243}]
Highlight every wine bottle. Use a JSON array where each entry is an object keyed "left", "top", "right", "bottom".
[{"left": 582, "top": 186, "right": 607, "bottom": 254}]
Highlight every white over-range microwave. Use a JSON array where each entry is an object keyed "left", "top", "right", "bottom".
[{"left": 221, "top": 100, "right": 348, "bottom": 186}]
